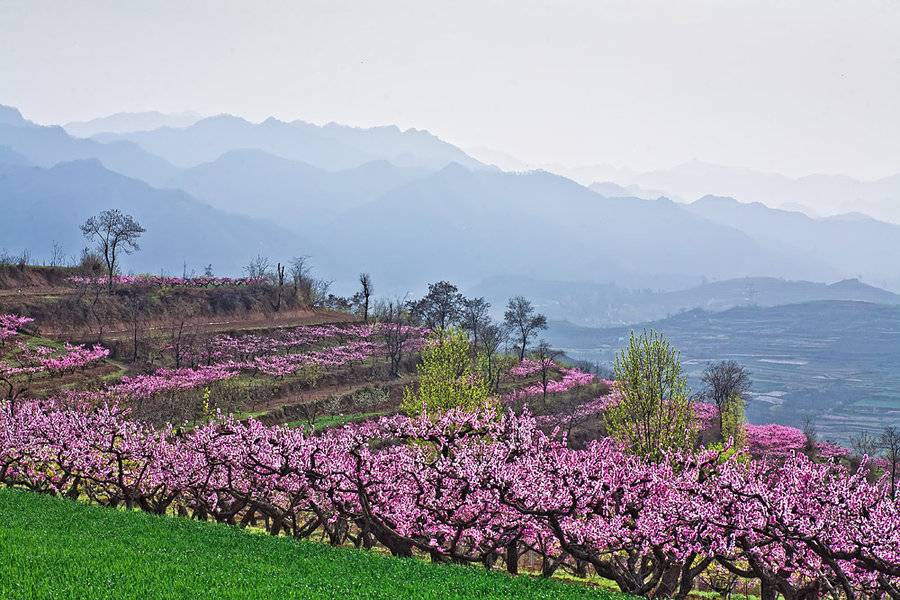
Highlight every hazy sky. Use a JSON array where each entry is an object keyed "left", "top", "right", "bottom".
[{"left": 2, "top": 0, "right": 898, "bottom": 179}]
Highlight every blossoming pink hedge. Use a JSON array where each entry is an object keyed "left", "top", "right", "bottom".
[{"left": 0, "top": 400, "right": 896, "bottom": 598}]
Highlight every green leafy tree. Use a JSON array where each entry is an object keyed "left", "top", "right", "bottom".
[
  {"left": 605, "top": 330, "right": 696, "bottom": 462},
  {"left": 719, "top": 393, "right": 747, "bottom": 449},
  {"left": 402, "top": 329, "right": 492, "bottom": 416}
]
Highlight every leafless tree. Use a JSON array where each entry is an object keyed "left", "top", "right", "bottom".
[
  {"left": 48, "top": 241, "right": 65, "bottom": 267},
  {"left": 125, "top": 294, "right": 152, "bottom": 363},
  {"left": 410, "top": 281, "right": 464, "bottom": 335},
  {"left": 272, "top": 262, "right": 286, "bottom": 311},
  {"left": 461, "top": 297, "right": 491, "bottom": 357},
  {"left": 166, "top": 304, "right": 198, "bottom": 369},
  {"left": 880, "top": 426, "right": 900, "bottom": 499},
  {"left": 850, "top": 430, "right": 878, "bottom": 455},
  {"left": 358, "top": 273, "right": 373, "bottom": 323},
  {"left": 478, "top": 322, "right": 507, "bottom": 393},
  {"left": 534, "top": 340, "right": 563, "bottom": 403},
  {"left": 80, "top": 209, "right": 145, "bottom": 290},
  {"left": 244, "top": 254, "right": 271, "bottom": 279},
  {"left": 700, "top": 360, "right": 752, "bottom": 440},
  {"left": 289, "top": 256, "right": 311, "bottom": 296},
  {"left": 377, "top": 298, "right": 412, "bottom": 378},
  {"left": 503, "top": 296, "right": 547, "bottom": 361}
]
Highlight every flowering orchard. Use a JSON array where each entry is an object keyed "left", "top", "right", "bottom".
[
  {"left": 2, "top": 312, "right": 897, "bottom": 597},
  {"left": 1, "top": 400, "right": 897, "bottom": 599},
  {"left": 0, "top": 315, "right": 109, "bottom": 406}
]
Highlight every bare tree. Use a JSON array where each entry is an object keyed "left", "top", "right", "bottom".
[
  {"left": 272, "top": 262, "right": 286, "bottom": 311},
  {"left": 503, "top": 296, "right": 547, "bottom": 361},
  {"left": 80, "top": 209, "right": 145, "bottom": 290},
  {"left": 244, "top": 254, "right": 271, "bottom": 279},
  {"left": 461, "top": 297, "right": 491, "bottom": 357},
  {"left": 410, "top": 281, "right": 465, "bottom": 335},
  {"left": 289, "top": 256, "right": 311, "bottom": 297},
  {"left": 534, "top": 340, "right": 562, "bottom": 403},
  {"left": 478, "top": 322, "right": 508, "bottom": 393},
  {"left": 880, "top": 426, "right": 900, "bottom": 499},
  {"left": 700, "top": 360, "right": 752, "bottom": 440},
  {"left": 48, "top": 241, "right": 65, "bottom": 267},
  {"left": 850, "top": 430, "right": 880, "bottom": 457},
  {"left": 377, "top": 298, "right": 412, "bottom": 378},
  {"left": 358, "top": 273, "right": 373, "bottom": 323}
]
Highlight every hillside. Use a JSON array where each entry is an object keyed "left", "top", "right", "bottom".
[
  {"left": 547, "top": 300, "right": 900, "bottom": 443},
  {"left": 0, "top": 488, "right": 620, "bottom": 600},
  {"left": 167, "top": 149, "right": 428, "bottom": 229},
  {"left": 0, "top": 159, "right": 297, "bottom": 275}
]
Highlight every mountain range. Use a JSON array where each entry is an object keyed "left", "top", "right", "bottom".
[
  {"left": 92, "top": 114, "right": 485, "bottom": 171},
  {"left": 2, "top": 103, "right": 900, "bottom": 303}
]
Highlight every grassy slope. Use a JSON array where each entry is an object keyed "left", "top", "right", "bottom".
[{"left": 0, "top": 488, "right": 629, "bottom": 600}]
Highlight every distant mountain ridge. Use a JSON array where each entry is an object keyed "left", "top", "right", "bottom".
[
  {"left": 471, "top": 274, "right": 900, "bottom": 327},
  {"left": 685, "top": 195, "right": 900, "bottom": 292},
  {"left": 93, "top": 114, "right": 485, "bottom": 171},
  {"left": 574, "top": 159, "right": 900, "bottom": 224},
  {"left": 64, "top": 111, "right": 203, "bottom": 138},
  {"left": 0, "top": 104, "right": 179, "bottom": 186}
]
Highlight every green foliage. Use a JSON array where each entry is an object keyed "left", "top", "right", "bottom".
[
  {"left": 605, "top": 330, "right": 696, "bottom": 462},
  {"left": 402, "top": 329, "right": 492, "bottom": 416},
  {"left": 720, "top": 393, "right": 747, "bottom": 449},
  {"left": 0, "top": 488, "right": 630, "bottom": 600}
]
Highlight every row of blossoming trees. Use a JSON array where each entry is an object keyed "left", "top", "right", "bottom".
[{"left": 1, "top": 313, "right": 899, "bottom": 598}]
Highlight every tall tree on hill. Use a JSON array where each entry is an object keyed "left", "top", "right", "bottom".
[
  {"left": 700, "top": 360, "right": 751, "bottom": 441},
  {"left": 503, "top": 296, "right": 547, "bottom": 361},
  {"left": 410, "top": 281, "right": 465, "bottom": 337},
  {"left": 80, "top": 209, "right": 145, "bottom": 290}
]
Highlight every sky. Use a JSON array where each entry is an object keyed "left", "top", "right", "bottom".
[{"left": 1, "top": 0, "right": 898, "bottom": 179}]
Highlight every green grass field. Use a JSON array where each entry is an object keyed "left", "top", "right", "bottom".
[{"left": 0, "top": 488, "right": 631, "bottom": 599}]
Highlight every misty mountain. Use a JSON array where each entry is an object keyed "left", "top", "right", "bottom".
[
  {"left": 546, "top": 300, "right": 900, "bottom": 442},
  {"left": 94, "top": 115, "right": 485, "bottom": 171},
  {"left": 685, "top": 196, "right": 900, "bottom": 292},
  {"left": 311, "top": 165, "right": 838, "bottom": 294},
  {"left": 470, "top": 274, "right": 900, "bottom": 328},
  {"left": 0, "top": 105, "right": 178, "bottom": 186},
  {"left": 64, "top": 111, "right": 203, "bottom": 138},
  {"left": 167, "top": 149, "right": 428, "bottom": 228},
  {"left": 588, "top": 181, "right": 669, "bottom": 201},
  {"left": 0, "top": 158, "right": 296, "bottom": 275},
  {"left": 581, "top": 159, "right": 900, "bottom": 224}
]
